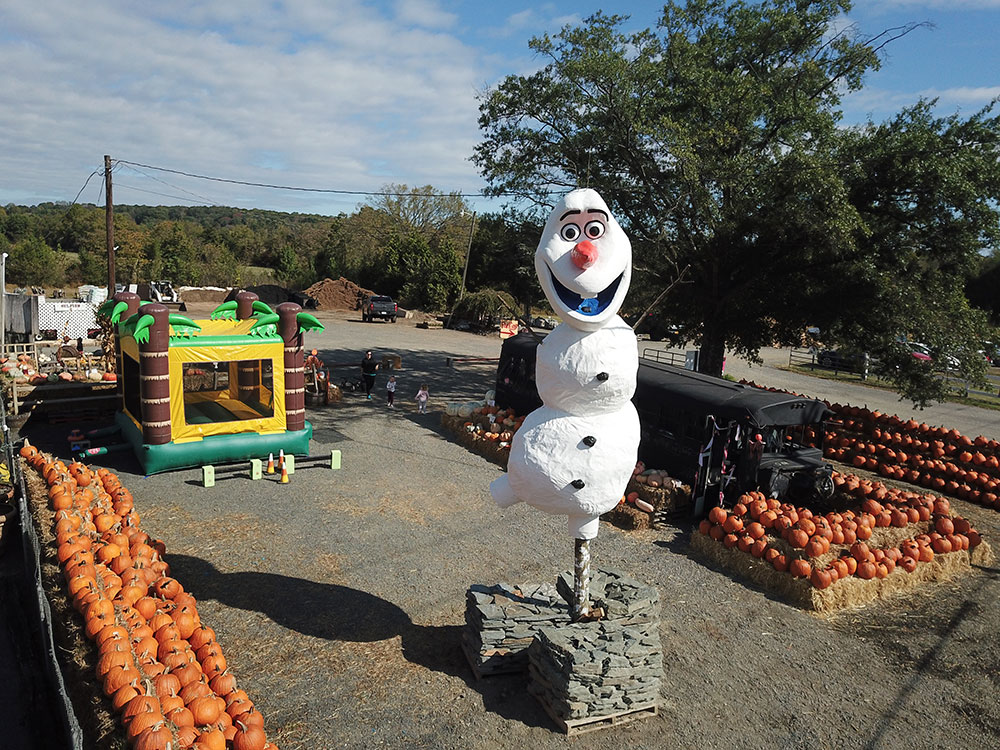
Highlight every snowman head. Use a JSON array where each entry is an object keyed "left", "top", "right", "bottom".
[{"left": 535, "top": 188, "right": 631, "bottom": 332}]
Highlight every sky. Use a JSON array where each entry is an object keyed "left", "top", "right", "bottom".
[{"left": 1, "top": 0, "right": 998, "bottom": 218}]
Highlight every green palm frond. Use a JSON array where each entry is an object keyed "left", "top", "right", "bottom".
[
  {"left": 168, "top": 314, "right": 201, "bottom": 338},
  {"left": 249, "top": 313, "right": 280, "bottom": 338},
  {"left": 211, "top": 300, "right": 238, "bottom": 320},
  {"left": 120, "top": 312, "right": 141, "bottom": 336},
  {"left": 98, "top": 300, "right": 130, "bottom": 325},
  {"left": 252, "top": 300, "right": 275, "bottom": 317},
  {"left": 130, "top": 314, "right": 156, "bottom": 345},
  {"left": 296, "top": 312, "right": 324, "bottom": 335}
]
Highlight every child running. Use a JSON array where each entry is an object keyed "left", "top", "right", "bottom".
[
  {"left": 415, "top": 383, "right": 429, "bottom": 413},
  {"left": 386, "top": 375, "right": 397, "bottom": 408}
]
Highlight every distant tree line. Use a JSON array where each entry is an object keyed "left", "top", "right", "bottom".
[{"left": 0, "top": 185, "right": 545, "bottom": 315}]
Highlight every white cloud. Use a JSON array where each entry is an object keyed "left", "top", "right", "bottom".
[
  {"left": 393, "top": 0, "right": 458, "bottom": 29},
  {"left": 0, "top": 0, "right": 489, "bottom": 214},
  {"left": 919, "top": 86, "right": 1000, "bottom": 104},
  {"left": 841, "top": 84, "right": 1000, "bottom": 123}
]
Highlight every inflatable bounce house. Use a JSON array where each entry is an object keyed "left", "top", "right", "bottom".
[{"left": 97, "top": 290, "right": 324, "bottom": 474}]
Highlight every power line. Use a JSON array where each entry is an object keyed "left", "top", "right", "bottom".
[
  {"left": 114, "top": 182, "right": 215, "bottom": 205},
  {"left": 113, "top": 158, "right": 511, "bottom": 199},
  {"left": 117, "top": 163, "right": 217, "bottom": 204},
  {"left": 72, "top": 168, "right": 103, "bottom": 205}
]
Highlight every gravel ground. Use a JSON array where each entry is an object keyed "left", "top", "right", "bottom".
[{"left": 21, "top": 308, "right": 1000, "bottom": 749}]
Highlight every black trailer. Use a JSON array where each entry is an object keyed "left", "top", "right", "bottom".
[{"left": 494, "top": 332, "right": 833, "bottom": 517}]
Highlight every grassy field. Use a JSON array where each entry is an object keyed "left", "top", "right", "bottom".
[{"left": 786, "top": 362, "right": 1000, "bottom": 411}]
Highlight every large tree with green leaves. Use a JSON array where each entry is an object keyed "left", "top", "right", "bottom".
[{"left": 475, "top": 0, "right": 1000, "bottom": 404}]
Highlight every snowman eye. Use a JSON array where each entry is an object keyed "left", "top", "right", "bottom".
[
  {"left": 560, "top": 223, "right": 581, "bottom": 242},
  {"left": 585, "top": 220, "right": 605, "bottom": 239}
]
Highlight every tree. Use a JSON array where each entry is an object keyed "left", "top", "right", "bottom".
[
  {"left": 475, "top": 2, "right": 969, "bottom": 390},
  {"left": 381, "top": 233, "right": 462, "bottom": 311},
  {"left": 453, "top": 289, "right": 518, "bottom": 329},
  {"left": 8, "top": 236, "right": 64, "bottom": 287},
  {"left": 369, "top": 183, "right": 472, "bottom": 248},
  {"left": 466, "top": 213, "right": 543, "bottom": 315},
  {"left": 817, "top": 101, "right": 1000, "bottom": 403}
]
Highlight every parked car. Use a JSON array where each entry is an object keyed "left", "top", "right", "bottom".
[
  {"left": 980, "top": 341, "right": 1000, "bottom": 366},
  {"left": 362, "top": 295, "right": 397, "bottom": 323},
  {"left": 904, "top": 342, "right": 960, "bottom": 369}
]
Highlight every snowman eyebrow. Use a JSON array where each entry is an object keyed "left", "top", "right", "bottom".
[{"left": 559, "top": 208, "right": 608, "bottom": 220}]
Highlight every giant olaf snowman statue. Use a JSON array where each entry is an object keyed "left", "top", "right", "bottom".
[{"left": 490, "top": 188, "right": 640, "bottom": 619}]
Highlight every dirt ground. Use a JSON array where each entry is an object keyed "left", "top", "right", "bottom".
[{"left": 19, "top": 307, "right": 1000, "bottom": 749}]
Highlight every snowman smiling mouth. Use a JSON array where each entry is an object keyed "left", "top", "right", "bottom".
[{"left": 548, "top": 268, "right": 623, "bottom": 316}]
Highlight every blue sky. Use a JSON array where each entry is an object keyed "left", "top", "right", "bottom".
[{"left": 1, "top": 0, "right": 998, "bottom": 217}]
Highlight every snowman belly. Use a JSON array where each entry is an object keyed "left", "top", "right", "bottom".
[
  {"left": 535, "top": 318, "right": 638, "bottom": 415},
  {"left": 507, "top": 405, "right": 640, "bottom": 518}
]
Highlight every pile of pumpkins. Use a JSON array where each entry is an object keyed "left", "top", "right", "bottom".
[
  {"left": 734, "top": 382, "right": 1000, "bottom": 512},
  {"left": 697, "top": 475, "right": 982, "bottom": 590},
  {"left": 457, "top": 405, "right": 525, "bottom": 447},
  {"left": 20, "top": 443, "right": 275, "bottom": 750},
  {"left": 2, "top": 353, "right": 115, "bottom": 385},
  {"left": 810, "top": 404, "right": 1000, "bottom": 511}
]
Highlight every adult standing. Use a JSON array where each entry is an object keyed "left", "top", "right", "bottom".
[{"left": 360, "top": 350, "right": 379, "bottom": 399}]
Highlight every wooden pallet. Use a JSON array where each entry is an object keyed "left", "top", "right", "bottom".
[
  {"left": 528, "top": 666, "right": 658, "bottom": 735},
  {"left": 533, "top": 691, "right": 658, "bottom": 736}
]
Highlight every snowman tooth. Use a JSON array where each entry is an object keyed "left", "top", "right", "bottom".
[
  {"left": 582, "top": 435, "right": 597, "bottom": 447},
  {"left": 571, "top": 479, "right": 586, "bottom": 489},
  {"left": 596, "top": 372, "right": 609, "bottom": 381}
]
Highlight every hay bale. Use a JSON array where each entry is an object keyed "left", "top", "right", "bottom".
[
  {"left": 690, "top": 530, "right": 994, "bottom": 613},
  {"left": 626, "top": 476, "right": 691, "bottom": 514},
  {"left": 602, "top": 503, "right": 653, "bottom": 531}
]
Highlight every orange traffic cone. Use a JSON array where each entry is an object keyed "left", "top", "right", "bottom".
[
  {"left": 280, "top": 463, "right": 289, "bottom": 484},
  {"left": 266, "top": 453, "right": 275, "bottom": 474},
  {"left": 278, "top": 449, "right": 285, "bottom": 471}
]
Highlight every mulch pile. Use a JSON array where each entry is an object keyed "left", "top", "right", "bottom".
[
  {"left": 176, "top": 286, "right": 229, "bottom": 304},
  {"left": 304, "top": 277, "right": 374, "bottom": 310}
]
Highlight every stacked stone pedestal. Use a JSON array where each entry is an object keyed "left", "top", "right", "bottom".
[
  {"left": 463, "top": 582, "right": 570, "bottom": 677},
  {"left": 464, "top": 569, "right": 663, "bottom": 733}
]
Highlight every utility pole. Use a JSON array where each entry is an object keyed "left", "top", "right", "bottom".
[
  {"left": 105, "top": 155, "right": 116, "bottom": 295},
  {"left": 444, "top": 211, "right": 476, "bottom": 330}
]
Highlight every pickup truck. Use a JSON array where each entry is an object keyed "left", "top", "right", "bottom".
[{"left": 362, "top": 295, "right": 397, "bottom": 323}]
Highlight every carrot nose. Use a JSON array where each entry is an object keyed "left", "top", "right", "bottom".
[{"left": 571, "top": 240, "right": 598, "bottom": 269}]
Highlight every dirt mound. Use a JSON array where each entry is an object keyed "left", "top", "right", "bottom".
[
  {"left": 177, "top": 286, "right": 229, "bottom": 304},
  {"left": 305, "top": 277, "right": 374, "bottom": 310}
]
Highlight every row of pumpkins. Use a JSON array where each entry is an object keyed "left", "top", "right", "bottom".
[
  {"left": 19, "top": 443, "right": 274, "bottom": 750},
  {"left": 2, "top": 353, "right": 115, "bottom": 384},
  {"left": 736, "top": 381, "right": 1000, "bottom": 512},
  {"left": 808, "top": 405, "right": 1000, "bottom": 511},
  {"left": 698, "top": 476, "right": 983, "bottom": 589}
]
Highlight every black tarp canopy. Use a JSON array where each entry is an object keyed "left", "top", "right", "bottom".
[{"left": 635, "top": 360, "right": 830, "bottom": 428}]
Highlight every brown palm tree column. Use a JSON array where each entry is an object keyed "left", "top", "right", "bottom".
[
  {"left": 137, "top": 303, "right": 172, "bottom": 445},
  {"left": 277, "top": 302, "right": 305, "bottom": 432},
  {"left": 235, "top": 290, "right": 259, "bottom": 320},
  {"left": 234, "top": 291, "right": 261, "bottom": 403},
  {"left": 113, "top": 291, "right": 141, "bottom": 405}
]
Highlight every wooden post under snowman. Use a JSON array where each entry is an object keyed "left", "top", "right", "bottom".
[{"left": 490, "top": 188, "right": 640, "bottom": 621}]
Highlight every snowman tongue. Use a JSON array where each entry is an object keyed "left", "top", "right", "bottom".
[{"left": 551, "top": 271, "right": 623, "bottom": 316}]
